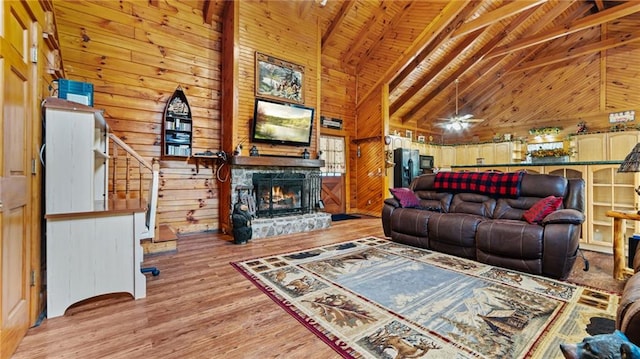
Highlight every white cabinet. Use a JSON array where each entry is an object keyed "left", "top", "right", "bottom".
[
  {"left": 43, "top": 98, "right": 146, "bottom": 318},
  {"left": 45, "top": 98, "right": 108, "bottom": 214}
]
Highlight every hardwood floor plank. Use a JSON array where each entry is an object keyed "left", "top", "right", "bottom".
[
  {"left": 14, "top": 216, "right": 615, "bottom": 358},
  {"left": 13, "top": 217, "right": 382, "bottom": 358}
]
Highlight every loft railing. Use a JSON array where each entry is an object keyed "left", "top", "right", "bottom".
[{"left": 108, "top": 133, "right": 160, "bottom": 240}]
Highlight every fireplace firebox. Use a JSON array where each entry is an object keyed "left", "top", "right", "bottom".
[{"left": 253, "top": 173, "right": 308, "bottom": 217}]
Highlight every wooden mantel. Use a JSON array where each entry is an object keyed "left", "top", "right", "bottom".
[{"left": 230, "top": 156, "right": 324, "bottom": 168}]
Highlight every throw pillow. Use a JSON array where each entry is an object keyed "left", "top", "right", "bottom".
[
  {"left": 389, "top": 188, "right": 421, "bottom": 208},
  {"left": 523, "top": 196, "right": 563, "bottom": 224}
]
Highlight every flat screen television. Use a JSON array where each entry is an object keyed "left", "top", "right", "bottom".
[{"left": 251, "top": 98, "right": 315, "bottom": 147}]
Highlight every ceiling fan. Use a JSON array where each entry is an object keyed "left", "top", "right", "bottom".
[{"left": 436, "top": 79, "right": 484, "bottom": 131}]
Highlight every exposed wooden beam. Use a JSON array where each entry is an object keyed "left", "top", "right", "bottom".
[
  {"left": 321, "top": 1, "right": 355, "bottom": 50},
  {"left": 203, "top": 0, "right": 215, "bottom": 25},
  {"left": 451, "top": 0, "right": 546, "bottom": 38},
  {"left": 341, "top": 0, "right": 392, "bottom": 68},
  {"left": 359, "top": 1, "right": 466, "bottom": 104},
  {"left": 354, "top": 1, "right": 415, "bottom": 73},
  {"left": 599, "top": 22, "right": 608, "bottom": 112},
  {"left": 485, "top": 1, "right": 640, "bottom": 59},
  {"left": 390, "top": 28, "right": 485, "bottom": 116},
  {"left": 406, "top": 6, "right": 541, "bottom": 125},
  {"left": 389, "top": 1, "right": 483, "bottom": 91},
  {"left": 420, "top": 1, "right": 580, "bottom": 127},
  {"left": 511, "top": 30, "right": 640, "bottom": 73},
  {"left": 392, "top": 1, "right": 546, "bottom": 117},
  {"left": 594, "top": 0, "right": 605, "bottom": 12}
]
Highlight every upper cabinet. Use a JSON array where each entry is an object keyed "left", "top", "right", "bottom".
[
  {"left": 576, "top": 134, "right": 606, "bottom": 162},
  {"left": 493, "top": 142, "right": 512, "bottom": 164},
  {"left": 438, "top": 146, "right": 456, "bottom": 168},
  {"left": 44, "top": 98, "right": 108, "bottom": 215},
  {"left": 452, "top": 142, "right": 513, "bottom": 166},
  {"left": 608, "top": 132, "right": 640, "bottom": 160},
  {"left": 576, "top": 131, "right": 639, "bottom": 162}
]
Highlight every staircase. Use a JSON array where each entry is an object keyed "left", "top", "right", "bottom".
[{"left": 108, "top": 134, "right": 177, "bottom": 254}]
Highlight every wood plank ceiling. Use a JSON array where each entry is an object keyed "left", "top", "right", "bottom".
[{"left": 195, "top": 0, "right": 639, "bottom": 141}]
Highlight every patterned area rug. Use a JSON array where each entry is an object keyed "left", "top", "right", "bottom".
[{"left": 231, "top": 237, "right": 619, "bottom": 358}]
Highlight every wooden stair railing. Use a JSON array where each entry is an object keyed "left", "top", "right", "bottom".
[{"left": 108, "top": 133, "right": 160, "bottom": 242}]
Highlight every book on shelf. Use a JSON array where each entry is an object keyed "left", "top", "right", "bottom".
[{"left": 167, "top": 144, "right": 191, "bottom": 156}]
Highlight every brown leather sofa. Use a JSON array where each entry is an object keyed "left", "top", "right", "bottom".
[
  {"left": 382, "top": 172, "right": 585, "bottom": 280},
  {"left": 618, "top": 244, "right": 640, "bottom": 345}
]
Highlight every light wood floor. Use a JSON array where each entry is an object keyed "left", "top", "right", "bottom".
[{"left": 13, "top": 216, "right": 385, "bottom": 359}]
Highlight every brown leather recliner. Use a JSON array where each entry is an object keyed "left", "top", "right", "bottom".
[
  {"left": 381, "top": 172, "right": 585, "bottom": 280},
  {"left": 617, "top": 244, "right": 640, "bottom": 345}
]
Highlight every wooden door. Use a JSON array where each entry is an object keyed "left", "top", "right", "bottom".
[
  {"left": 319, "top": 135, "right": 346, "bottom": 214},
  {"left": 1, "top": 1, "right": 34, "bottom": 357},
  {"left": 321, "top": 176, "right": 344, "bottom": 214}
]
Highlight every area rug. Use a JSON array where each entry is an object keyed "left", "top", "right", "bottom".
[{"left": 231, "top": 236, "right": 619, "bottom": 358}]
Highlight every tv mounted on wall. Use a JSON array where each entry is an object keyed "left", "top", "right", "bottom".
[{"left": 251, "top": 98, "right": 315, "bottom": 147}]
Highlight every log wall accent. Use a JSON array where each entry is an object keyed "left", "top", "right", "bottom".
[
  {"left": 219, "top": 1, "right": 239, "bottom": 235},
  {"left": 53, "top": 0, "right": 223, "bottom": 233}
]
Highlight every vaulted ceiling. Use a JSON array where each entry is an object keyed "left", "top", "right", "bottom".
[{"left": 195, "top": 0, "right": 639, "bottom": 141}]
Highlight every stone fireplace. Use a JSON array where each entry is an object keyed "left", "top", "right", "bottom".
[
  {"left": 253, "top": 172, "right": 308, "bottom": 217},
  {"left": 230, "top": 156, "right": 331, "bottom": 239}
]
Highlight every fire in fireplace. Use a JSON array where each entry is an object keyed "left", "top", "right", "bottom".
[{"left": 253, "top": 173, "right": 307, "bottom": 217}]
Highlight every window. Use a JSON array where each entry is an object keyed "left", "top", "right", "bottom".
[{"left": 320, "top": 135, "right": 345, "bottom": 175}]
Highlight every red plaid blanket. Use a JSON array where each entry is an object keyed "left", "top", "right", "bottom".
[{"left": 433, "top": 171, "right": 524, "bottom": 197}]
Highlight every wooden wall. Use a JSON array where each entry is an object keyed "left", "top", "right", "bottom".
[
  {"left": 53, "top": 0, "right": 222, "bottom": 234},
  {"left": 218, "top": 1, "right": 324, "bottom": 233},
  {"left": 234, "top": 1, "right": 320, "bottom": 157},
  {"left": 319, "top": 56, "right": 357, "bottom": 212},
  {"left": 52, "top": 1, "right": 639, "bottom": 232},
  {"left": 354, "top": 86, "right": 386, "bottom": 216}
]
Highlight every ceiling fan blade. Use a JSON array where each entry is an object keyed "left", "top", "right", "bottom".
[
  {"left": 459, "top": 114, "right": 474, "bottom": 121},
  {"left": 464, "top": 118, "right": 485, "bottom": 123}
]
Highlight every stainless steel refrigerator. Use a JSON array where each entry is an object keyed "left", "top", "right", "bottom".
[{"left": 393, "top": 148, "right": 420, "bottom": 188}]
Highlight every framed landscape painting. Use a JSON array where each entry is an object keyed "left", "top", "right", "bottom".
[{"left": 255, "top": 52, "right": 304, "bottom": 104}]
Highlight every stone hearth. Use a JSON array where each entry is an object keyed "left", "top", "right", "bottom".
[{"left": 230, "top": 156, "right": 330, "bottom": 239}]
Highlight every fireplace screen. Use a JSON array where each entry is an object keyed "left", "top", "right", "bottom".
[{"left": 253, "top": 173, "right": 308, "bottom": 217}]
